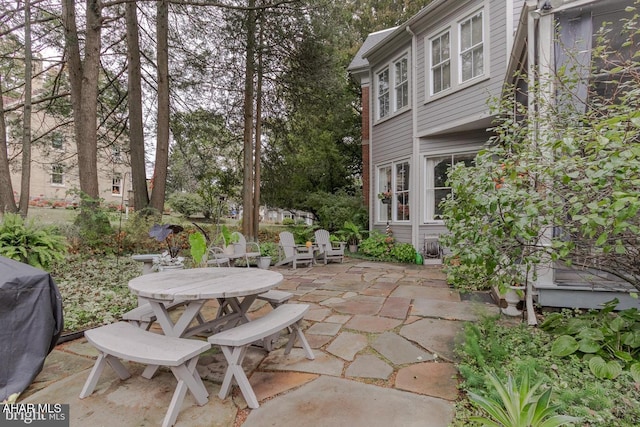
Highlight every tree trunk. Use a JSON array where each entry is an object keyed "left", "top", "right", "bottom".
[
  {"left": 18, "top": 0, "right": 32, "bottom": 217},
  {"left": 0, "top": 75, "right": 18, "bottom": 214},
  {"left": 242, "top": 0, "right": 256, "bottom": 238},
  {"left": 125, "top": 0, "right": 150, "bottom": 211},
  {"left": 252, "top": 18, "right": 264, "bottom": 240},
  {"left": 149, "top": 0, "right": 169, "bottom": 213},
  {"left": 62, "top": 0, "right": 101, "bottom": 206}
]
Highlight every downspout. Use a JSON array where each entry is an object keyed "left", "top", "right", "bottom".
[{"left": 406, "top": 25, "right": 420, "bottom": 252}]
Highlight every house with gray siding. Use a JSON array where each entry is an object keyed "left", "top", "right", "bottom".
[
  {"left": 349, "top": 0, "right": 523, "bottom": 252},
  {"left": 350, "top": 0, "right": 639, "bottom": 311}
]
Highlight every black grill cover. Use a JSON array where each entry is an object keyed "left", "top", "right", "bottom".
[{"left": 0, "top": 256, "right": 63, "bottom": 401}]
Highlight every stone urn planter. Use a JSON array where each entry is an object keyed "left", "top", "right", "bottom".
[
  {"left": 257, "top": 256, "right": 272, "bottom": 269},
  {"left": 501, "top": 286, "right": 525, "bottom": 316}
]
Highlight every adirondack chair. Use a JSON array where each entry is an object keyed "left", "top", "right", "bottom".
[
  {"left": 314, "top": 229, "right": 345, "bottom": 265},
  {"left": 231, "top": 232, "right": 261, "bottom": 268},
  {"left": 275, "top": 231, "right": 314, "bottom": 269}
]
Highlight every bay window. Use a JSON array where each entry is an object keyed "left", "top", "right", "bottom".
[
  {"left": 375, "top": 53, "right": 410, "bottom": 120},
  {"left": 424, "top": 153, "right": 475, "bottom": 221},
  {"left": 459, "top": 11, "right": 484, "bottom": 82},
  {"left": 430, "top": 31, "right": 450, "bottom": 95},
  {"left": 376, "top": 160, "right": 410, "bottom": 223}
]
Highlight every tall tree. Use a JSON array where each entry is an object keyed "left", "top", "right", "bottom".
[
  {"left": 241, "top": 0, "right": 256, "bottom": 239},
  {"left": 0, "top": 74, "right": 18, "bottom": 214},
  {"left": 62, "top": 0, "right": 101, "bottom": 205},
  {"left": 149, "top": 0, "right": 170, "bottom": 212},
  {"left": 18, "top": 0, "right": 32, "bottom": 217},
  {"left": 125, "top": 0, "right": 150, "bottom": 211}
]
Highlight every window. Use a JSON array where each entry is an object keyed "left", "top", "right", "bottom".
[
  {"left": 459, "top": 11, "right": 484, "bottom": 82},
  {"left": 51, "top": 133, "right": 63, "bottom": 150},
  {"left": 51, "top": 164, "right": 64, "bottom": 185},
  {"left": 424, "top": 153, "right": 475, "bottom": 221},
  {"left": 112, "top": 173, "right": 122, "bottom": 195},
  {"left": 377, "top": 68, "right": 390, "bottom": 119},
  {"left": 430, "top": 31, "right": 451, "bottom": 94},
  {"left": 394, "top": 57, "right": 409, "bottom": 110},
  {"left": 112, "top": 146, "right": 122, "bottom": 162},
  {"left": 376, "top": 160, "right": 410, "bottom": 223},
  {"left": 375, "top": 54, "right": 410, "bottom": 120}
]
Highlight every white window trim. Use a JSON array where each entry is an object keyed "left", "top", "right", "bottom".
[
  {"left": 429, "top": 29, "right": 451, "bottom": 96},
  {"left": 374, "top": 51, "right": 411, "bottom": 123},
  {"left": 375, "top": 159, "right": 411, "bottom": 224},
  {"left": 424, "top": 4, "right": 489, "bottom": 103},
  {"left": 112, "top": 174, "right": 122, "bottom": 196},
  {"left": 51, "top": 164, "right": 64, "bottom": 186},
  {"left": 422, "top": 149, "right": 478, "bottom": 224},
  {"left": 458, "top": 9, "right": 485, "bottom": 83},
  {"left": 51, "top": 133, "right": 64, "bottom": 151}
]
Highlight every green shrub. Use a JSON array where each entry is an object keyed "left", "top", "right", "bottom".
[
  {"left": 168, "top": 192, "right": 205, "bottom": 218},
  {"left": 359, "top": 230, "right": 393, "bottom": 259},
  {"left": 390, "top": 243, "right": 416, "bottom": 263},
  {"left": 0, "top": 213, "right": 67, "bottom": 269},
  {"left": 282, "top": 218, "right": 295, "bottom": 226}
]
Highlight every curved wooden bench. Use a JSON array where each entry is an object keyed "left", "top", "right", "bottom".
[
  {"left": 80, "top": 322, "right": 211, "bottom": 427},
  {"left": 208, "top": 304, "right": 314, "bottom": 409}
]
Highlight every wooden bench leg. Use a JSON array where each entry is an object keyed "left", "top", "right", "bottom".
[
  {"left": 218, "top": 345, "right": 259, "bottom": 409},
  {"left": 285, "top": 321, "right": 315, "bottom": 360},
  {"left": 164, "top": 357, "right": 208, "bottom": 427},
  {"left": 80, "top": 353, "right": 131, "bottom": 399}
]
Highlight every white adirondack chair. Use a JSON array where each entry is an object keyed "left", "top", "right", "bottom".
[
  {"left": 275, "top": 231, "right": 314, "bottom": 269},
  {"left": 314, "top": 229, "right": 345, "bottom": 264},
  {"left": 231, "top": 232, "right": 261, "bottom": 268}
]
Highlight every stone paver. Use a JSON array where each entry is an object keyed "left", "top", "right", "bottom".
[
  {"left": 390, "top": 285, "right": 461, "bottom": 302},
  {"left": 400, "top": 318, "right": 465, "bottom": 362},
  {"left": 326, "top": 332, "right": 368, "bottom": 361},
  {"left": 306, "top": 322, "right": 342, "bottom": 336},
  {"left": 371, "top": 332, "right": 433, "bottom": 366},
  {"left": 410, "top": 298, "right": 498, "bottom": 321},
  {"left": 243, "top": 376, "right": 454, "bottom": 427},
  {"left": 345, "top": 355, "right": 393, "bottom": 380},
  {"left": 251, "top": 372, "right": 318, "bottom": 402},
  {"left": 378, "top": 296, "right": 412, "bottom": 319},
  {"left": 325, "top": 314, "right": 351, "bottom": 324},
  {"left": 345, "top": 315, "right": 402, "bottom": 333},
  {"left": 395, "top": 362, "right": 459, "bottom": 401},
  {"left": 260, "top": 349, "right": 344, "bottom": 376},
  {"left": 322, "top": 295, "right": 385, "bottom": 315}
]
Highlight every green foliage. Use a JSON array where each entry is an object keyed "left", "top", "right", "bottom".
[
  {"left": 168, "top": 192, "right": 205, "bottom": 218},
  {"left": 0, "top": 213, "right": 67, "bottom": 269},
  {"left": 441, "top": 12, "right": 640, "bottom": 293},
  {"left": 290, "top": 224, "right": 315, "bottom": 244},
  {"left": 338, "top": 220, "right": 364, "bottom": 246},
  {"left": 71, "top": 193, "right": 114, "bottom": 253},
  {"left": 468, "top": 371, "right": 580, "bottom": 427},
  {"left": 359, "top": 230, "right": 394, "bottom": 259},
  {"left": 259, "top": 241, "right": 278, "bottom": 258},
  {"left": 189, "top": 232, "right": 207, "bottom": 266},
  {"left": 282, "top": 218, "right": 295, "bottom": 226},
  {"left": 540, "top": 299, "right": 640, "bottom": 381},
  {"left": 50, "top": 254, "right": 138, "bottom": 332},
  {"left": 454, "top": 315, "right": 640, "bottom": 426},
  {"left": 304, "top": 190, "right": 368, "bottom": 232},
  {"left": 390, "top": 242, "right": 416, "bottom": 263}
]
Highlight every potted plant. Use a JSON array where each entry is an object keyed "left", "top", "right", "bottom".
[
  {"left": 339, "top": 221, "right": 363, "bottom": 253},
  {"left": 378, "top": 191, "right": 392, "bottom": 204},
  {"left": 257, "top": 242, "right": 277, "bottom": 269},
  {"left": 148, "top": 223, "right": 185, "bottom": 271}
]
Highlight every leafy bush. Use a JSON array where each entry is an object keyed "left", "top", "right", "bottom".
[
  {"left": 540, "top": 299, "right": 640, "bottom": 382},
  {"left": 282, "top": 218, "right": 295, "bottom": 226},
  {"left": 72, "top": 194, "right": 114, "bottom": 253},
  {"left": 454, "top": 315, "right": 640, "bottom": 426},
  {"left": 0, "top": 213, "right": 67, "bottom": 269},
  {"left": 259, "top": 241, "right": 278, "bottom": 258},
  {"left": 390, "top": 243, "right": 416, "bottom": 263},
  {"left": 359, "top": 230, "right": 394, "bottom": 259},
  {"left": 305, "top": 190, "right": 368, "bottom": 232},
  {"left": 168, "top": 192, "right": 205, "bottom": 218}
]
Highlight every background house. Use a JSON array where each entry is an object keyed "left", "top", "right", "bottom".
[
  {"left": 349, "top": 0, "right": 525, "bottom": 254},
  {"left": 4, "top": 62, "right": 132, "bottom": 209}
]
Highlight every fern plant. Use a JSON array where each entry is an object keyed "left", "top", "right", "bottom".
[
  {"left": 468, "top": 371, "right": 580, "bottom": 427},
  {"left": 0, "top": 213, "right": 67, "bottom": 269}
]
